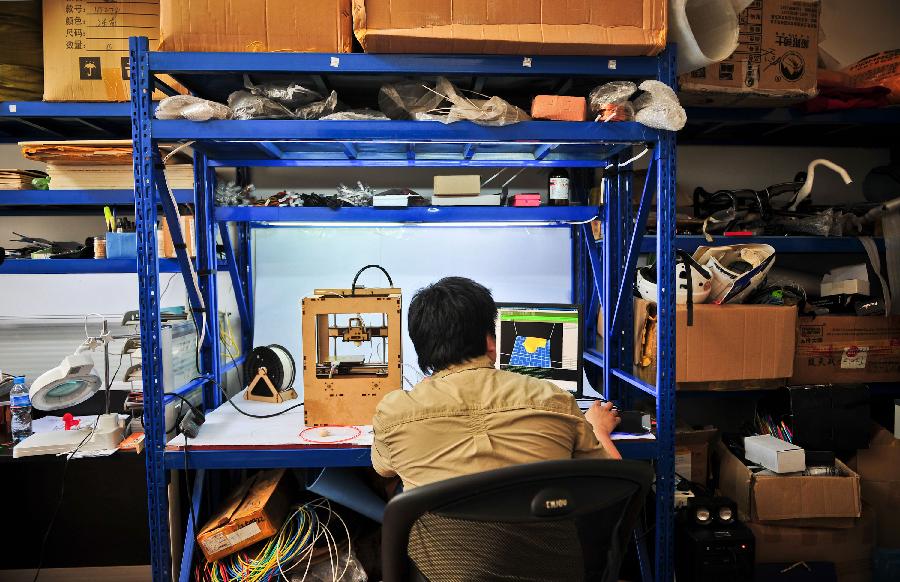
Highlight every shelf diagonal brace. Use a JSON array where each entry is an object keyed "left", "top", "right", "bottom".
[
  {"left": 154, "top": 163, "right": 205, "bottom": 317},
  {"left": 218, "top": 222, "right": 252, "bottom": 341},
  {"left": 463, "top": 143, "right": 477, "bottom": 160},
  {"left": 533, "top": 144, "right": 558, "bottom": 161},
  {"left": 581, "top": 223, "right": 604, "bottom": 308},
  {"left": 611, "top": 161, "right": 656, "bottom": 335},
  {"left": 340, "top": 142, "right": 358, "bottom": 160},
  {"left": 178, "top": 468, "right": 205, "bottom": 582},
  {"left": 254, "top": 141, "right": 283, "bottom": 159}
]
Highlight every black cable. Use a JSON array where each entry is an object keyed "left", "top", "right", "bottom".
[
  {"left": 32, "top": 417, "right": 100, "bottom": 582},
  {"left": 351, "top": 264, "right": 394, "bottom": 295}
]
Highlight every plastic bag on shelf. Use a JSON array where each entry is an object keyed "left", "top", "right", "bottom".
[
  {"left": 290, "top": 543, "right": 368, "bottom": 582},
  {"left": 379, "top": 81, "right": 446, "bottom": 120},
  {"left": 228, "top": 90, "right": 294, "bottom": 120},
  {"left": 436, "top": 77, "right": 529, "bottom": 126},
  {"left": 244, "top": 75, "right": 322, "bottom": 108},
  {"left": 589, "top": 81, "right": 637, "bottom": 113},
  {"left": 633, "top": 80, "right": 687, "bottom": 131},
  {"left": 322, "top": 110, "right": 389, "bottom": 120},
  {"left": 154, "top": 95, "right": 232, "bottom": 121},
  {"left": 295, "top": 90, "right": 341, "bottom": 120},
  {"left": 336, "top": 182, "right": 375, "bottom": 206}
]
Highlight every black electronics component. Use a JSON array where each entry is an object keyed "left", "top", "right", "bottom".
[
  {"left": 675, "top": 497, "right": 754, "bottom": 582},
  {"left": 759, "top": 385, "right": 870, "bottom": 452}
]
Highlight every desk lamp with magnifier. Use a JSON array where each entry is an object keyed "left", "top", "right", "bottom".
[{"left": 13, "top": 320, "right": 129, "bottom": 458}]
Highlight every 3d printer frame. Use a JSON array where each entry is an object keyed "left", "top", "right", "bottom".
[{"left": 301, "top": 287, "right": 402, "bottom": 426}]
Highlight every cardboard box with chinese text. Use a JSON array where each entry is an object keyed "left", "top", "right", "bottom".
[
  {"left": 679, "top": 0, "right": 819, "bottom": 106},
  {"left": 43, "top": 1, "right": 176, "bottom": 101},
  {"left": 791, "top": 315, "right": 900, "bottom": 385}
]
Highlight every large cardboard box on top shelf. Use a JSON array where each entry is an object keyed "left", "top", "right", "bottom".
[
  {"left": 791, "top": 315, "right": 900, "bottom": 385},
  {"left": 351, "top": 0, "right": 667, "bottom": 56},
  {"left": 749, "top": 507, "right": 876, "bottom": 582},
  {"left": 848, "top": 426, "right": 900, "bottom": 548},
  {"left": 715, "top": 440, "right": 861, "bottom": 528},
  {"left": 159, "top": 0, "right": 352, "bottom": 53},
  {"left": 43, "top": 1, "right": 179, "bottom": 101},
  {"left": 631, "top": 298, "right": 796, "bottom": 390},
  {"left": 679, "top": 0, "right": 820, "bottom": 107}
]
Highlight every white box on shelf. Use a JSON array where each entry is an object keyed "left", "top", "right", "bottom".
[{"left": 744, "top": 435, "right": 806, "bottom": 474}]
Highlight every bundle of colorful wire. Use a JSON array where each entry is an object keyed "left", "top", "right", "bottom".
[
  {"left": 755, "top": 413, "right": 794, "bottom": 443},
  {"left": 195, "top": 499, "right": 351, "bottom": 582}
]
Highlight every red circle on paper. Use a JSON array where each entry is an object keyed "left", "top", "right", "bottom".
[
  {"left": 846, "top": 346, "right": 859, "bottom": 358},
  {"left": 299, "top": 425, "right": 363, "bottom": 444}
]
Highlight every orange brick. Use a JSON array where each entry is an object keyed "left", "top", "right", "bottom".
[{"left": 530, "top": 95, "right": 588, "bottom": 121}]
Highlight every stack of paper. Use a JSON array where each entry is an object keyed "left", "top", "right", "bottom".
[
  {"left": 0, "top": 169, "right": 47, "bottom": 189},
  {"left": 18, "top": 139, "right": 193, "bottom": 190},
  {"left": 46, "top": 163, "right": 194, "bottom": 190},
  {"left": 431, "top": 194, "right": 502, "bottom": 206}
]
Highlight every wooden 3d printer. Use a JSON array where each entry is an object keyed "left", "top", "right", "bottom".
[{"left": 301, "top": 266, "right": 402, "bottom": 426}]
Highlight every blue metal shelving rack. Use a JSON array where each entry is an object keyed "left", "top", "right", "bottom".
[{"left": 130, "top": 36, "right": 677, "bottom": 581}]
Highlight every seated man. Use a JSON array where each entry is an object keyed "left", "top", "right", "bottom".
[{"left": 372, "top": 276, "right": 620, "bottom": 490}]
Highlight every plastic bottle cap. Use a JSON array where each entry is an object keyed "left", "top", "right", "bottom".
[{"left": 13, "top": 376, "right": 24, "bottom": 384}]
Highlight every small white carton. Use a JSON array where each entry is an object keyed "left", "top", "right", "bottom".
[{"left": 744, "top": 435, "right": 806, "bottom": 474}]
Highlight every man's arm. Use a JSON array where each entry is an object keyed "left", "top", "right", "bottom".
[
  {"left": 371, "top": 410, "right": 398, "bottom": 478},
  {"left": 584, "top": 401, "right": 622, "bottom": 460}
]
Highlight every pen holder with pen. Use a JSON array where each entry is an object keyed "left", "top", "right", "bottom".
[{"left": 105, "top": 232, "right": 137, "bottom": 259}]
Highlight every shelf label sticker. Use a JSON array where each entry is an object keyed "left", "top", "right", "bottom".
[
  {"left": 8, "top": 104, "right": 16, "bottom": 113},
  {"left": 226, "top": 522, "right": 261, "bottom": 546},
  {"left": 841, "top": 346, "right": 868, "bottom": 369},
  {"left": 330, "top": 57, "right": 340, "bottom": 68},
  {"left": 522, "top": 57, "right": 533, "bottom": 68},
  {"left": 608, "top": 59, "right": 617, "bottom": 70}
]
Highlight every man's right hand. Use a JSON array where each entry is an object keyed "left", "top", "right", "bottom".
[{"left": 585, "top": 400, "right": 620, "bottom": 437}]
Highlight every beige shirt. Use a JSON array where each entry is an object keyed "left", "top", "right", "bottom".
[{"left": 372, "top": 355, "right": 610, "bottom": 489}]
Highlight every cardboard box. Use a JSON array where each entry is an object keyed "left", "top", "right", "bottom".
[
  {"left": 716, "top": 440, "right": 861, "bottom": 527},
  {"left": 351, "top": 0, "right": 667, "bottom": 56},
  {"left": 679, "top": 0, "right": 820, "bottom": 107},
  {"left": 160, "top": 215, "right": 195, "bottom": 259},
  {"left": 749, "top": 508, "right": 876, "bottom": 582},
  {"left": 433, "top": 175, "right": 481, "bottom": 197},
  {"left": 43, "top": 1, "right": 171, "bottom": 101},
  {"left": 531, "top": 96, "right": 588, "bottom": 121},
  {"left": 159, "top": 0, "right": 352, "bottom": 53},
  {"left": 196, "top": 469, "right": 291, "bottom": 562},
  {"left": 632, "top": 298, "right": 796, "bottom": 387},
  {"left": 791, "top": 315, "right": 900, "bottom": 385},
  {"left": 676, "top": 427, "right": 717, "bottom": 485},
  {"left": 744, "top": 434, "right": 806, "bottom": 474},
  {"left": 848, "top": 426, "right": 900, "bottom": 548}
]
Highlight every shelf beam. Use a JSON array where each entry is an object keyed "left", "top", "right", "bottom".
[{"left": 214, "top": 205, "right": 599, "bottom": 223}]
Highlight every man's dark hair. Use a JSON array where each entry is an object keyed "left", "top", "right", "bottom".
[{"left": 408, "top": 277, "right": 497, "bottom": 374}]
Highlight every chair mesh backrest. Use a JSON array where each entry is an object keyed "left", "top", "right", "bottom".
[{"left": 383, "top": 460, "right": 651, "bottom": 582}]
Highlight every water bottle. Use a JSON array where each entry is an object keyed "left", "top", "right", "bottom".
[{"left": 10, "top": 376, "right": 32, "bottom": 444}]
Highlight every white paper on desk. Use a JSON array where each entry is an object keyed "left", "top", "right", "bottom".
[
  {"left": 611, "top": 432, "right": 657, "bottom": 441},
  {"left": 68, "top": 448, "right": 118, "bottom": 459},
  {"left": 32, "top": 415, "right": 99, "bottom": 433}
]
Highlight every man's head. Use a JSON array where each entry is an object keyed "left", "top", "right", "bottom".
[{"left": 408, "top": 277, "right": 497, "bottom": 374}]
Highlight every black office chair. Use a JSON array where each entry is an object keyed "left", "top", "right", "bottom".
[{"left": 382, "top": 459, "right": 653, "bottom": 582}]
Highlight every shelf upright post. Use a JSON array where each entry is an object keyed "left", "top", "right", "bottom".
[
  {"left": 195, "top": 153, "right": 222, "bottom": 408},
  {"left": 601, "top": 158, "right": 621, "bottom": 401},
  {"left": 616, "top": 161, "right": 635, "bottom": 409},
  {"left": 654, "top": 45, "right": 678, "bottom": 582},
  {"left": 129, "top": 35, "right": 172, "bottom": 582}
]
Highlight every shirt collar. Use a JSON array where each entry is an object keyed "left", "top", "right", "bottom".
[{"left": 431, "top": 355, "right": 495, "bottom": 379}]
